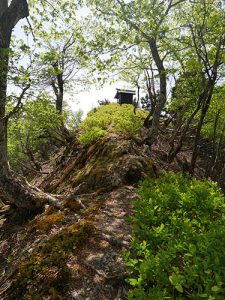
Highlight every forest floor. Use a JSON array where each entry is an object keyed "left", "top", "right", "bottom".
[{"left": 0, "top": 131, "right": 221, "bottom": 299}]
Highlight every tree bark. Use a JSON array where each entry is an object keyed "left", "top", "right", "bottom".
[
  {"left": 0, "top": 0, "right": 8, "bottom": 18},
  {"left": 0, "top": 45, "right": 10, "bottom": 175},
  {"left": 147, "top": 38, "right": 167, "bottom": 144},
  {"left": 0, "top": 173, "right": 63, "bottom": 209},
  {"left": 0, "top": 0, "right": 63, "bottom": 210},
  {"left": 190, "top": 81, "right": 215, "bottom": 174},
  {"left": 51, "top": 72, "right": 64, "bottom": 115},
  {"left": 56, "top": 73, "right": 64, "bottom": 114}
]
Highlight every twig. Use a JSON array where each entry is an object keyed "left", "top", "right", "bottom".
[
  {"left": 26, "top": 17, "right": 36, "bottom": 42},
  {"left": 5, "top": 83, "right": 31, "bottom": 121}
]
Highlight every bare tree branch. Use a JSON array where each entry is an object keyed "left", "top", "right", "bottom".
[{"left": 5, "top": 82, "right": 31, "bottom": 121}]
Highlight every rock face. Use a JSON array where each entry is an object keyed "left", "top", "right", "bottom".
[
  {"left": 40, "top": 135, "right": 157, "bottom": 195},
  {"left": 0, "top": 134, "right": 157, "bottom": 300}
]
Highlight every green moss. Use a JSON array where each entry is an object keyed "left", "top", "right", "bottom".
[
  {"left": 13, "top": 221, "right": 95, "bottom": 299},
  {"left": 71, "top": 139, "right": 121, "bottom": 188},
  {"left": 65, "top": 199, "right": 84, "bottom": 211},
  {"left": 28, "top": 211, "right": 64, "bottom": 233}
]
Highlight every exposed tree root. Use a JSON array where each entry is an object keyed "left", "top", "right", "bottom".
[{"left": 0, "top": 172, "right": 64, "bottom": 210}]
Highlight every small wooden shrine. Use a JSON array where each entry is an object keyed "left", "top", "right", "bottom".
[{"left": 115, "top": 89, "right": 136, "bottom": 105}]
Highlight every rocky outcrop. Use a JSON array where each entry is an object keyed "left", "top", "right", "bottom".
[
  {"left": 0, "top": 134, "right": 157, "bottom": 299},
  {"left": 40, "top": 135, "right": 157, "bottom": 195}
]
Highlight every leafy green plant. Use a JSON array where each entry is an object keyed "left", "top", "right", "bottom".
[
  {"left": 125, "top": 172, "right": 225, "bottom": 299},
  {"left": 8, "top": 94, "right": 82, "bottom": 171},
  {"left": 201, "top": 86, "right": 225, "bottom": 141},
  {"left": 78, "top": 103, "right": 147, "bottom": 144},
  {"left": 8, "top": 96, "right": 62, "bottom": 170}
]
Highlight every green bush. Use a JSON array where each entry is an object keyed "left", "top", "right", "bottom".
[
  {"left": 8, "top": 95, "right": 82, "bottom": 171},
  {"left": 78, "top": 103, "right": 147, "bottom": 144},
  {"left": 125, "top": 172, "right": 225, "bottom": 300},
  {"left": 8, "top": 97, "right": 64, "bottom": 170}
]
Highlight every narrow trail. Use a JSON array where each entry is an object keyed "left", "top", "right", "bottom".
[
  {"left": 66, "top": 186, "right": 136, "bottom": 300},
  {"left": 0, "top": 186, "right": 136, "bottom": 300}
]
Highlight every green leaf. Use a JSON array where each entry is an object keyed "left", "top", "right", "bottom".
[
  {"left": 129, "top": 278, "right": 138, "bottom": 286},
  {"left": 175, "top": 284, "right": 183, "bottom": 293},
  {"left": 211, "top": 286, "right": 222, "bottom": 293}
]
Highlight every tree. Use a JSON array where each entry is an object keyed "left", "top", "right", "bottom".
[
  {"left": 202, "top": 86, "right": 225, "bottom": 179},
  {"left": 87, "top": 0, "right": 225, "bottom": 175},
  {"left": 29, "top": 0, "right": 89, "bottom": 115},
  {"left": 8, "top": 95, "right": 64, "bottom": 173},
  {"left": 0, "top": 0, "right": 62, "bottom": 210},
  {"left": 188, "top": 1, "right": 225, "bottom": 173},
  {"left": 117, "top": 47, "right": 158, "bottom": 115},
  {"left": 87, "top": 0, "right": 186, "bottom": 144},
  {"left": 168, "top": 0, "right": 225, "bottom": 173},
  {"left": 0, "top": 0, "right": 29, "bottom": 174},
  {"left": 8, "top": 95, "right": 83, "bottom": 174}
]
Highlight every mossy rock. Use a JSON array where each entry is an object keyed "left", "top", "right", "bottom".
[
  {"left": 41, "top": 135, "right": 157, "bottom": 195},
  {"left": 64, "top": 199, "right": 84, "bottom": 211},
  {"left": 10, "top": 221, "right": 95, "bottom": 299},
  {"left": 66, "top": 138, "right": 157, "bottom": 195}
]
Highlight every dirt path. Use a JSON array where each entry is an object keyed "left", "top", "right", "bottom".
[
  {"left": 0, "top": 186, "right": 136, "bottom": 300},
  {"left": 65, "top": 186, "right": 136, "bottom": 300}
]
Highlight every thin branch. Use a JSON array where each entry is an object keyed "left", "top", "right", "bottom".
[
  {"left": 5, "top": 82, "right": 31, "bottom": 121},
  {"left": 171, "top": 0, "right": 186, "bottom": 8},
  {"left": 26, "top": 17, "right": 36, "bottom": 42}
]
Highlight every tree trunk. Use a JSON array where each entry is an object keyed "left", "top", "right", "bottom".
[
  {"left": 0, "top": 113, "right": 9, "bottom": 175},
  {"left": 0, "top": 0, "right": 8, "bottom": 18},
  {"left": 190, "top": 81, "right": 214, "bottom": 174},
  {"left": 0, "top": 46, "right": 10, "bottom": 175},
  {"left": 0, "top": 0, "right": 28, "bottom": 177},
  {"left": 205, "top": 110, "right": 221, "bottom": 177},
  {"left": 145, "top": 39, "right": 167, "bottom": 145},
  {"left": 0, "top": 0, "right": 63, "bottom": 210},
  {"left": 169, "top": 105, "right": 187, "bottom": 145},
  {"left": 168, "top": 88, "right": 205, "bottom": 162},
  {"left": 0, "top": 173, "right": 64, "bottom": 209},
  {"left": 145, "top": 69, "right": 156, "bottom": 116},
  {"left": 56, "top": 73, "right": 64, "bottom": 114},
  {"left": 0, "top": 0, "right": 29, "bottom": 171}
]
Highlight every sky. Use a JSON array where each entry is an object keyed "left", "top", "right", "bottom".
[
  {"left": 13, "top": 16, "right": 136, "bottom": 117},
  {"left": 67, "top": 84, "right": 119, "bottom": 115}
]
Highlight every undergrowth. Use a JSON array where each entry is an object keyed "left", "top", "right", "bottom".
[
  {"left": 125, "top": 172, "right": 225, "bottom": 300},
  {"left": 78, "top": 103, "right": 147, "bottom": 144}
]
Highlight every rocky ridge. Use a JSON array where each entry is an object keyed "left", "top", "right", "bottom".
[{"left": 0, "top": 134, "right": 157, "bottom": 300}]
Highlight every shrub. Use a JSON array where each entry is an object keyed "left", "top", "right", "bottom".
[
  {"left": 8, "top": 97, "right": 64, "bottom": 170},
  {"left": 125, "top": 172, "right": 225, "bottom": 299},
  {"left": 78, "top": 103, "right": 147, "bottom": 144},
  {"left": 8, "top": 94, "right": 83, "bottom": 171}
]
